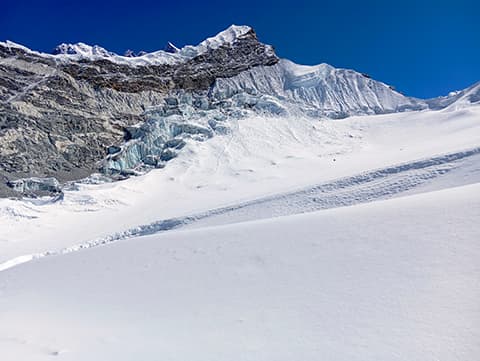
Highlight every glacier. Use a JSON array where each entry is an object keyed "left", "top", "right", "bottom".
[
  {"left": 99, "top": 58, "right": 478, "bottom": 178},
  {"left": 2, "top": 24, "right": 479, "bottom": 197}
]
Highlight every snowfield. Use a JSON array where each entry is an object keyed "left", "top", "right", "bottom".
[
  {"left": 0, "top": 103, "right": 479, "bottom": 360},
  {"left": 1, "top": 183, "right": 479, "bottom": 360},
  {"left": 0, "top": 105, "right": 479, "bottom": 264}
]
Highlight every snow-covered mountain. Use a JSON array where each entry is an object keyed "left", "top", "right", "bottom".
[
  {"left": 212, "top": 59, "right": 426, "bottom": 118},
  {"left": 46, "top": 25, "right": 266, "bottom": 66},
  {"left": 0, "top": 25, "right": 478, "bottom": 197},
  {"left": 52, "top": 42, "right": 116, "bottom": 57},
  {"left": 427, "top": 81, "right": 480, "bottom": 110},
  {"left": 1, "top": 24, "right": 480, "bottom": 361},
  {"left": 1, "top": 86, "right": 480, "bottom": 361}
]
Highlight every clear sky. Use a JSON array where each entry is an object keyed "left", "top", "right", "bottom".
[{"left": 1, "top": 0, "right": 479, "bottom": 98}]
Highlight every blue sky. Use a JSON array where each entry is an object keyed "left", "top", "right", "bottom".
[{"left": 1, "top": 0, "right": 478, "bottom": 98}]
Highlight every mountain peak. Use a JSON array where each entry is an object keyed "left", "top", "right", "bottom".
[
  {"left": 195, "top": 25, "right": 254, "bottom": 51},
  {"left": 52, "top": 43, "right": 116, "bottom": 57},
  {"left": 164, "top": 41, "right": 180, "bottom": 54}
]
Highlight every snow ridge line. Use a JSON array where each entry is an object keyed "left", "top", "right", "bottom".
[{"left": 1, "top": 146, "right": 479, "bottom": 272}]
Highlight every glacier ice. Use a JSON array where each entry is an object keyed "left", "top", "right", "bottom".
[
  {"left": 99, "top": 57, "right": 435, "bottom": 176},
  {"left": 7, "top": 177, "right": 62, "bottom": 196},
  {"left": 101, "top": 89, "right": 293, "bottom": 175}
]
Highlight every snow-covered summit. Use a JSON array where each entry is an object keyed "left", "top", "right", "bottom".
[
  {"left": 1, "top": 25, "right": 477, "bottom": 119},
  {"left": 0, "top": 25, "right": 257, "bottom": 67},
  {"left": 212, "top": 58, "right": 426, "bottom": 118},
  {"left": 193, "top": 25, "right": 252, "bottom": 53},
  {"left": 49, "top": 42, "right": 183, "bottom": 65},
  {"left": 175, "top": 25, "right": 254, "bottom": 58},
  {"left": 0, "top": 40, "right": 35, "bottom": 53},
  {"left": 44, "top": 25, "right": 255, "bottom": 65},
  {"left": 52, "top": 42, "right": 116, "bottom": 57}
]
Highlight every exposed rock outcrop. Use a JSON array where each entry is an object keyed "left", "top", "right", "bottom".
[{"left": 0, "top": 26, "right": 278, "bottom": 197}]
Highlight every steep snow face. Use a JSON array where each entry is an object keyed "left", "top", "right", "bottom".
[
  {"left": 213, "top": 59, "right": 426, "bottom": 118},
  {"left": 179, "top": 25, "right": 254, "bottom": 57},
  {"left": 200, "top": 24, "right": 252, "bottom": 48}
]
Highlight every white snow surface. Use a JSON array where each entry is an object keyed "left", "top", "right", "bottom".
[
  {"left": 0, "top": 103, "right": 479, "bottom": 360},
  {"left": 213, "top": 59, "right": 426, "bottom": 116},
  {"left": 427, "top": 82, "right": 480, "bottom": 110},
  {"left": 1, "top": 104, "right": 480, "bottom": 263},
  {"left": 179, "top": 24, "right": 252, "bottom": 57},
  {"left": 0, "top": 183, "right": 479, "bottom": 360}
]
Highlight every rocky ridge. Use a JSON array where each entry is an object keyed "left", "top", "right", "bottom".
[{"left": 0, "top": 26, "right": 277, "bottom": 196}]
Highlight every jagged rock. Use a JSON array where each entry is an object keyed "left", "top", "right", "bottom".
[
  {"left": 124, "top": 125, "right": 143, "bottom": 141},
  {"left": 0, "top": 26, "right": 279, "bottom": 196}
]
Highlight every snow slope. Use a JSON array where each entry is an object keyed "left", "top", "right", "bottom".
[
  {"left": 1, "top": 23, "right": 479, "bottom": 361},
  {"left": 0, "top": 105, "right": 479, "bottom": 266},
  {"left": 427, "top": 82, "right": 480, "bottom": 110},
  {"left": 212, "top": 59, "right": 426, "bottom": 117},
  {"left": 0, "top": 99, "right": 478, "bottom": 361},
  {"left": 0, "top": 183, "right": 479, "bottom": 361}
]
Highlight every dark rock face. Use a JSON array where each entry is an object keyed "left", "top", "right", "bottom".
[
  {"left": 58, "top": 29, "right": 277, "bottom": 93},
  {"left": 0, "top": 28, "right": 279, "bottom": 197}
]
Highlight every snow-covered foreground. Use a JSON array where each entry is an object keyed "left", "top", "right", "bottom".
[
  {"left": 1, "top": 183, "right": 479, "bottom": 361},
  {"left": 0, "top": 104, "right": 479, "bottom": 360}
]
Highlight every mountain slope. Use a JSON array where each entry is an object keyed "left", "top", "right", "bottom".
[
  {"left": 427, "top": 81, "right": 480, "bottom": 109},
  {"left": 0, "top": 26, "right": 277, "bottom": 196},
  {"left": 0, "top": 25, "right": 478, "bottom": 197},
  {"left": 213, "top": 59, "right": 426, "bottom": 118},
  {"left": 1, "top": 104, "right": 479, "bottom": 265}
]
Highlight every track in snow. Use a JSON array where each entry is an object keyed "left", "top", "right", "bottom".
[
  {"left": 97, "top": 146, "right": 480, "bottom": 237},
  {"left": 1, "top": 146, "right": 478, "bottom": 273},
  {"left": 1, "top": 146, "right": 479, "bottom": 272}
]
